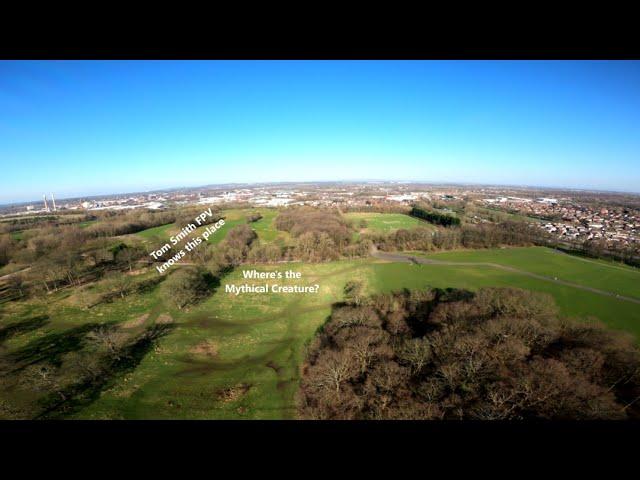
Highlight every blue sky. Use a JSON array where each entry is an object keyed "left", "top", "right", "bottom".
[{"left": 1, "top": 60, "right": 639, "bottom": 204}]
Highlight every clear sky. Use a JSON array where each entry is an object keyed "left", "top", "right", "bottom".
[{"left": 1, "top": 60, "right": 639, "bottom": 204}]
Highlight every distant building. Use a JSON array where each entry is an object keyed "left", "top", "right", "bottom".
[
  {"left": 387, "top": 194, "right": 416, "bottom": 202},
  {"left": 145, "top": 201, "right": 165, "bottom": 210},
  {"left": 255, "top": 197, "right": 292, "bottom": 207}
]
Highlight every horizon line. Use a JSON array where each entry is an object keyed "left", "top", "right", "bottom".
[{"left": 2, "top": 179, "right": 640, "bottom": 207}]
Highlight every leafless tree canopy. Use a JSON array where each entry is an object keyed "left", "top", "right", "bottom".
[
  {"left": 298, "top": 287, "right": 640, "bottom": 420},
  {"left": 275, "top": 207, "right": 352, "bottom": 248}
]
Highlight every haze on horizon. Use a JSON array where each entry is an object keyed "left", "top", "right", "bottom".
[{"left": 1, "top": 60, "right": 639, "bottom": 204}]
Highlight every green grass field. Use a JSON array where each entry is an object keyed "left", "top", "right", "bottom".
[
  {"left": 413, "top": 247, "right": 640, "bottom": 300},
  {"left": 201, "top": 208, "right": 285, "bottom": 245},
  {"left": 135, "top": 222, "right": 175, "bottom": 241},
  {"left": 3, "top": 217, "right": 640, "bottom": 419},
  {"left": 249, "top": 209, "right": 283, "bottom": 243},
  {"left": 136, "top": 209, "right": 286, "bottom": 247},
  {"left": 344, "top": 212, "right": 432, "bottom": 234}
]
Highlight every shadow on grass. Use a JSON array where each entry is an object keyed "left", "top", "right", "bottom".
[
  {"left": 204, "top": 271, "right": 221, "bottom": 291},
  {"left": 7, "top": 322, "right": 102, "bottom": 370},
  {"left": 0, "top": 315, "right": 49, "bottom": 344},
  {"left": 35, "top": 323, "right": 175, "bottom": 419}
]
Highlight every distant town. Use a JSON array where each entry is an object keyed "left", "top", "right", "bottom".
[{"left": 2, "top": 181, "right": 640, "bottom": 251}]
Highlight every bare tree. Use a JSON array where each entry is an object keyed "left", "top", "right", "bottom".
[{"left": 85, "top": 325, "right": 128, "bottom": 361}]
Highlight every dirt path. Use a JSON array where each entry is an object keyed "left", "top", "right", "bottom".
[{"left": 371, "top": 248, "right": 640, "bottom": 305}]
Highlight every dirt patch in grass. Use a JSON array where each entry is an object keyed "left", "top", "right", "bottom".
[
  {"left": 121, "top": 314, "right": 149, "bottom": 329},
  {"left": 217, "top": 383, "right": 252, "bottom": 403},
  {"left": 155, "top": 313, "right": 174, "bottom": 325},
  {"left": 126, "top": 269, "right": 146, "bottom": 276},
  {"left": 190, "top": 340, "right": 219, "bottom": 358},
  {"left": 62, "top": 287, "right": 101, "bottom": 309}
]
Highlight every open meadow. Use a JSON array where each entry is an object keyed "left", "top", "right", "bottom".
[
  {"left": 413, "top": 246, "right": 640, "bottom": 300},
  {"left": 344, "top": 212, "right": 430, "bottom": 234},
  {"left": 134, "top": 208, "right": 286, "bottom": 247}
]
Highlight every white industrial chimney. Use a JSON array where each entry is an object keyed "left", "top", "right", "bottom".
[
  {"left": 43, "top": 194, "right": 49, "bottom": 212},
  {"left": 51, "top": 193, "right": 57, "bottom": 211}
]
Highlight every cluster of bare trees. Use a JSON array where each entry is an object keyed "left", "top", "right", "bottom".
[
  {"left": 246, "top": 213, "right": 263, "bottom": 223},
  {"left": 368, "top": 221, "right": 545, "bottom": 252},
  {"left": 298, "top": 286, "right": 640, "bottom": 420},
  {"left": 259, "top": 208, "right": 546, "bottom": 263},
  {"left": 1, "top": 232, "right": 153, "bottom": 304},
  {"left": 174, "top": 206, "right": 223, "bottom": 230},
  {"left": 161, "top": 267, "right": 215, "bottom": 310},
  {"left": 0, "top": 207, "right": 196, "bottom": 302},
  {"left": 1, "top": 209, "right": 177, "bottom": 269},
  {"left": 18, "top": 241, "right": 150, "bottom": 300},
  {"left": 275, "top": 207, "right": 352, "bottom": 249},
  {"left": 85, "top": 210, "right": 177, "bottom": 237},
  {"left": 0, "top": 212, "right": 96, "bottom": 235},
  {"left": 342, "top": 204, "right": 410, "bottom": 215},
  {"left": 205, "top": 224, "right": 258, "bottom": 273},
  {"left": 0, "top": 320, "right": 173, "bottom": 419},
  {"left": 280, "top": 208, "right": 378, "bottom": 261},
  {"left": 0, "top": 235, "right": 13, "bottom": 267}
]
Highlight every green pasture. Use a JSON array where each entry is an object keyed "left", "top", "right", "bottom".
[
  {"left": 413, "top": 246, "right": 640, "bottom": 300},
  {"left": 344, "top": 212, "right": 432, "bottom": 233}
]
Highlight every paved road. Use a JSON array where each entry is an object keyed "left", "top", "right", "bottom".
[{"left": 371, "top": 248, "right": 640, "bottom": 305}]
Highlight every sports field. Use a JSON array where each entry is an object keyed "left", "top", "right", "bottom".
[{"left": 344, "top": 212, "right": 430, "bottom": 233}]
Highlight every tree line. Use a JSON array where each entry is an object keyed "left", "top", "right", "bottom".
[
  {"left": 366, "top": 220, "right": 546, "bottom": 252},
  {"left": 409, "top": 205, "right": 461, "bottom": 227}
]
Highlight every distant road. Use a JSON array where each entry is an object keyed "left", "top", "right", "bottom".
[{"left": 370, "top": 248, "right": 640, "bottom": 305}]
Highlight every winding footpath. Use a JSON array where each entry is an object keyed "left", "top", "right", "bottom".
[{"left": 371, "top": 248, "right": 640, "bottom": 306}]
